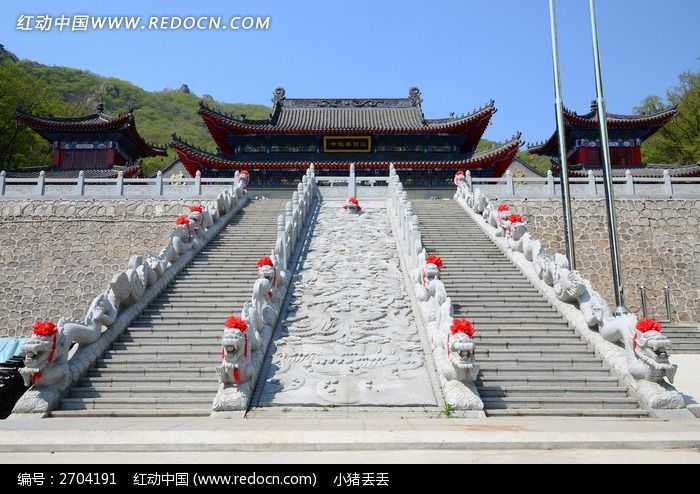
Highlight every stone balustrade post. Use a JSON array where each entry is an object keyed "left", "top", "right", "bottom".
[
  {"left": 116, "top": 171, "right": 124, "bottom": 196},
  {"left": 466, "top": 170, "right": 473, "bottom": 193},
  {"left": 625, "top": 169, "right": 635, "bottom": 195},
  {"left": 0, "top": 170, "right": 6, "bottom": 196},
  {"left": 587, "top": 170, "right": 597, "bottom": 196},
  {"left": 546, "top": 170, "right": 555, "bottom": 196},
  {"left": 155, "top": 171, "right": 163, "bottom": 196},
  {"left": 195, "top": 171, "right": 202, "bottom": 196},
  {"left": 663, "top": 170, "right": 673, "bottom": 197},
  {"left": 348, "top": 163, "right": 356, "bottom": 198},
  {"left": 36, "top": 171, "right": 45, "bottom": 196},
  {"left": 75, "top": 170, "right": 85, "bottom": 196},
  {"left": 505, "top": 170, "right": 515, "bottom": 196}
]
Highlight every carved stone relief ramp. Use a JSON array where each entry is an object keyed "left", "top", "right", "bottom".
[{"left": 252, "top": 201, "right": 438, "bottom": 409}]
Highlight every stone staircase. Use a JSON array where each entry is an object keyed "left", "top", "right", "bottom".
[
  {"left": 412, "top": 200, "right": 647, "bottom": 417},
  {"left": 51, "top": 199, "right": 285, "bottom": 417},
  {"left": 662, "top": 324, "right": 700, "bottom": 353}
]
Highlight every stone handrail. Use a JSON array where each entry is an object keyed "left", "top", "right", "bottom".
[
  {"left": 387, "top": 165, "right": 483, "bottom": 411},
  {"left": 454, "top": 174, "right": 690, "bottom": 417},
  {"left": 13, "top": 172, "right": 250, "bottom": 416},
  {"left": 212, "top": 166, "right": 317, "bottom": 414},
  {"left": 437, "top": 169, "right": 700, "bottom": 198},
  {"left": 0, "top": 170, "right": 239, "bottom": 200}
]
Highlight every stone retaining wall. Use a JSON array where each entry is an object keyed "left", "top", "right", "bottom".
[
  {"left": 502, "top": 198, "right": 700, "bottom": 323},
  {"left": 0, "top": 200, "right": 203, "bottom": 337}
]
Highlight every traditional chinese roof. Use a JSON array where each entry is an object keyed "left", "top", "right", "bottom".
[
  {"left": 199, "top": 87, "right": 496, "bottom": 154},
  {"left": 16, "top": 108, "right": 168, "bottom": 159},
  {"left": 171, "top": 133, "right": 522, "bottom": 178},
  {"left": 527, "top": 102, "right": 677, "bottom": 156}
]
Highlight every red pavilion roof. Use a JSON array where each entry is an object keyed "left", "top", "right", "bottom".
[
  {"left": 171, "top": 133, "right": 522, "bottom": 178},
  {"left": 528, "top": 103, "right": 677, "bottom": 156},
  {"left": 16, "top": 109, "right": 168, "bottom": 158}
]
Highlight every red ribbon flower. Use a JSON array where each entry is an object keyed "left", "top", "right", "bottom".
[
  {"left": 455, "top": 171, "right": 465, "bottom": 176},
  {"left": 175, "top": 216, "right": 190, "bottom": 225},
  {"left": 257, "top": 256, "right": 274, "bottom": 268},
  {"left": 240, "top": 170, "right": 249, "bottom": 175},
  {"left": 497, "top": 204, "right": 510, "bottom": 212},
  {"left": 636, "top": 318, "right": 662, "bottom": 333},
  {"left": 190, "top": 206, "right": 203, "bottom": 213},
  {"left": 450, "top": 319, "right": 475, "bottom": 337},
  {"left": 425, "top": 255, "right": 444, "bottom": 269},
  {"left": 348, "top": 197, "right": 360, "bottom": 205},
  {"left": 508, "top": 214, "right": 523, "bottom": 224},
  {"left": 32, "top": 321, "right": 57, "bottom": 336},
  {"left": 225, "top": 316, "right": 248, "bottom": 331}
]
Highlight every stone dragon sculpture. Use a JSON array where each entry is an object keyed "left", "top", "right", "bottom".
[
  {"left": 15, "top": 187, "right": 245, "bottom": 415},
  {"left": 385, "top": 168, "right": 483, "bottom": 411},
  {"left": 454, "top": 172, "right": 686, "bottom": 411}
]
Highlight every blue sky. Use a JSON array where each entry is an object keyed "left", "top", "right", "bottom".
[{"left": 1, "top": 0, "right": 698, "bottom": 144}]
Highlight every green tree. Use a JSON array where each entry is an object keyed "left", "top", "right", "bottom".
[{"left": 635, "top": 70, "right": 700, "bottom": 165}]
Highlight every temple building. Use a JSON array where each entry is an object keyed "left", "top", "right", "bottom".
[
  {"left": 171, "top": 87, "right": 522, "bottom": 186},
  {"left": 14, "top": 104, "right": 167, "bottom": 178},
  {"left": 527, "top": 102, "right": 678, "bottom": 173}
]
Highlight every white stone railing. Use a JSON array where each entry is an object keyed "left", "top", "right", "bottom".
[
  {"left": 13, "top": 172, "right": 250, "bottom": 416},
  {"left": 454, "top": 175, "right": 692, "bottom": 418},
  {"left": 447, "top": 169, "right": 700, "bottom": 198},
  {"left": 387, "top": 165, "right": 483, "bottom": 412},
  {"left": 0, "top": 170, "right": 238, "bottom": 200},
  {"left": 211, "top": 165, "right": 317, "bottom": 414}
]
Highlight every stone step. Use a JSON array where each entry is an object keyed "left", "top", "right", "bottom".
[
  {"left": 476, "top": 376, "right": 621, "bottom": 387},
  {"left": 477, "top": 354, "right": 601, "bottom": 363},
  {"left": 81, "top": 376, "right": 212, "bottom": 386},
  {"left": 476, "top": 367, "right": 612, "bottom": 377},
  {"left": 87, "top": 368, "right": 212, "bottom": 377},
  {"left": 480, "top": 397, "right": 640, "bottom": 410},
  {"left": 477, "top": 386, "right": 630, "bottom": 397},
  {"left": 484, "top": 408, "right": 648, "bottom": 417},
  {"left": 104, "top": 349, "right": 219, "bottom": 357},
  {"left": 477, "top": 348, "right": 591, "bottom": 357},
  {"left": 69, "top": 387, "right": 217, "bottom": 398},
  {"left": 59, "top": 397, "right": 212, "bottom": 410},
  {"left": 112, "top": 341, "right": 219, "bottom": 349},
  {"left": 99, "top": 355, "right": 216, "bottom": 364},
  {"left": 50, "top": 409, "right": 211, "bottom": 417},
  {"left": 475, "top": 337, "right": 586, "bottom": 345}
]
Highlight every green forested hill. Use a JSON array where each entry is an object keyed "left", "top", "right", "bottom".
[{"left": 0, "top": 45, "right": 270, "bottom": 174}]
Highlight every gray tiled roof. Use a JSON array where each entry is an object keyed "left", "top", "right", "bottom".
[{"left": 200, "top": 87, "right": 495, "bottom": 132}]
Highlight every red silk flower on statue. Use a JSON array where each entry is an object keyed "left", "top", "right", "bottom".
[
  {"left": 425, "top": 255, "right": 444, "bottom": 269},
  {"left": 497, "top": 204, "right": 510, "bottom": 212},
  {"left": 175, "top": 216, "right": 190, "bottom": 225},
  {"left": 190, "top": 206, "right": 203, "bottom": 213},
  {"left": 32, "top": 321, "right": 58, "bottom": 336},
  {"left": 636, "top": 318, "right": 662, "bottom": 333},
  {"left": 507, "top": 214, "right": 523, "bottom": 224},
  {"left": 257, "top": 256, "right": 274, "bottom": 268},
  {"left": 225, "top": 316, "right": 248, "bottom": 331},
  {"left": 450, "top": 319, "right": 475, "bottom": 337},
  {"left": 240, "top": 170, "right": 249, "bottom": 175},
  {"left": 455, "top": 171, "right": 465, "bottom": 176}
]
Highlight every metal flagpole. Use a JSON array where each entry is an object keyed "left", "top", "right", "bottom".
[
  {"left": 588, "top": 0, "right": 627, "bottom": 315},
  {"left": 548, "top": 0, "right": 576, "bottom": 270}
]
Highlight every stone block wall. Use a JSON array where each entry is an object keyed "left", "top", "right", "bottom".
[
  {"left": 0, "top": 200, "right": 203, "bottom": 337},
  {"left": 502, "top": 198, "right": 700, "bottom": 323}
]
